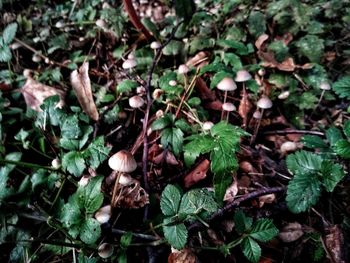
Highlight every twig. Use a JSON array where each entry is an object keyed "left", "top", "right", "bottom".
[
  {"left": 141, "top": 21, "right": 184, "bottom": 220},
  {"left": 262, "top": 129, "right": 324, "bottom": 136},
  {"left": 188, "top": 186, "right": 286, "bottom": 231},
  {"left": 111, "top": 228, "right": 160, "bottom": 241}
]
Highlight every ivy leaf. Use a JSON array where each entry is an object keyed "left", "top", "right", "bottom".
[
  {"left": 3, "top": 23, "right": 18, "bottom": 44},
  {"left": 161, "top": 127, "right": 184, "bottom": 156},
  {"left": 160, "top": 184, "right": 181, "bottom": 216},
  {"left": 241, "top": 237, "right": 261, "bottom": 263},
  {"left": 79, "top": 218, "right": 101, "bottom": 244},
  {"left": 286, "top": 173, "right": 321, "bottom": 213},
  {"left": 332, "top": 76, "right": 350, "bottom": 100},
  {"left": 295, "top": 35, "right": 324, "bottom": 63},
  {"left": 234, "top": 210, "right": 253, "bottom": 234},
  {"left": 163, "top": 219, "right": 188, "bottom": 250},
  {"left": 62, "top": 151, "right": 86, "bottom": 177},
  {"left": 320, "top": 161, "right": 345, "bottom": 192},
  {"left": 249, "top": 219, "right": 279, "bottom": 242},
  {"left": 334, "top": 139, "right": 350, "bottom": 159},
  {"left": 84, "top": 136, "right": 111, "bottom": 169},
  {"left": 36, "top": 95, "right": 63, "bottom": 127}
]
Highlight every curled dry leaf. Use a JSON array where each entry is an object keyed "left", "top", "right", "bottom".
[
  {"left": 22, "top": 77, "right": 65, "bottom": 111},
  {"left": 278, "top": 222, "right": 304, "bottom": 243},
  {"left": 255, "top": 33, "right": 269, "bottom": 50},
  {"left": 238, "top": 88, "right": 252, "bottom": 128},
  {"left": 168, "top": 248, "right": 197, "bottom": 263},
  {"left": 153, "top": 150, "right": 179, "bottom": 166},
  {"left": 113, "top": 177, "right": 149, "bottom": 209},
  {"left": 223, "top": 179, "right": 238, "bottom": 202},
  {"left": 183, "top": 159, "right": 210, "bottom": 188},
  {"left": 258, "top": 193, "right": 276, "bottom": 207},
  {"left": 323, "top": 225, "right": 346, "bottom": 263},
  {"left": 70, "top": 62, "right": 99, "bottom": 121},
  {"left": 186, "top": 51, "right": 210, "bottom": 68}
]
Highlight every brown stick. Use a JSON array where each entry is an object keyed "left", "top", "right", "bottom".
[{"left": 123, "top": 0, "right": 152, "bottom": 40}]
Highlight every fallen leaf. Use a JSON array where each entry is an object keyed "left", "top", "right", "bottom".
[
  {"left": 238, "top": 88, "right": 252, "bottom": 128},
  {"left": 186, "top": 51, "right": 210, "bottom": 68},
  {"left": 204, "top": 100, "right": 223, "bottom": 111},
  {"left": 258, "top": 193, "right": 276, "bottom": 207},
  {"left": 168, "top": 248, "right": 197, "bottom": 263},
  {"left": 278, "top": 222, "right": 304, "bottom": 243},
  {"left": 195, "top": 77, "right": 216, "bottom": 101},
  {"left": 22, "top": 77, "right": 65, "bottom": 111},
  {"left": 323, "top": 225, "right": 346, "bottom": 263},
  {"left": 184, "top": 159, "right": 209, "bottom": 188},
  {"left": 113, "top": 178, "right": 149, "bottom": 209},
  {"left": 70, "top": 62, "right": 99, "bottom": 121},
  {"left": 223, "top": 179, "right": 238, "bottom": 202},
  {"left": 255, "top": 33, "right": 269, "bottom": 50}
]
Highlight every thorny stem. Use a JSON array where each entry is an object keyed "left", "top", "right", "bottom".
[{"left": 141, "top": 21, "right": 184, "bottom": 221}]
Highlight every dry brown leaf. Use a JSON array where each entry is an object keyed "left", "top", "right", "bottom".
[
  {"left": 223, "top": 179, "right": 238, "bottom": 202},
  {"left": 255, "top": 33, "right": 269, "bottom": 50},
  {"left": 204, "top": 100, "right": 223, "bottom": 111},
  {"left": 258, "top": 193, "right": 276, "bottom": 207},
  {"left": 22, "top": 77, "right": 65, "bottom": 111},
  {"left": 323, "top": 225, "right": 346, "bottom": 263},
  {"left": 168, "top": 248, "right": 197, "bottom": 263},
  {"left": 195, "top": 77, "right": 216, "bottom": 101},
  {"left": 278, "top": 222, "right": 304, "bottom": 243},
  {"left": 186, "top": 51, "right": 210, "bottom": 68},
  {"left": 238, "top": 88, "right": 252, "bottom": 128},
  {"left": 184, "top": 159, "right": 209, "bottom": 188},
  {"left": 70, "top": 62, "right": 99, "bottom": 121},
  {"left": 113, "top": 178, "right": 149, "bottom": 209}
]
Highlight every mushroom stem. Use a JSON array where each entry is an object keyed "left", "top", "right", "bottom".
[
  {"left": 111, "top": 172, "right": 122, "bottom": 207},
  {"left": 250, "top": 109, "right": 264, "bottom": 144},
  {"left": 221, "top": 91, "right": 228, "bottom": 120},
  {"left": 316, "top": 89, "right": 325, "bottom": 110}
]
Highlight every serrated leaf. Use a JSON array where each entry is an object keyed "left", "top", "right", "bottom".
[
  {"left": 301, "top": 135, "right": 328, "bottom": 149},
  {"left": 248, "top": 11, "right": 266, "bottom": 37},
  {"left": 343, "top": 120, "right": 350, "bottom": 138},
  {"left": 334, "top": 139, "right": 350, "bottom": 158},
  {"left": 332, "top": 76, "right": 350, "bottom": 100},
  {"left": 3, "top": 23, "right": 18, "bottom": 44},
  {"left": 117, "top": 80, "right": 138, "bottom": 93},
  {"left": 296, "top": 35, "right": 324, "bottom": 63},
  {"left": 60, "top": 202, "right": 82, "bottom": 228},
  {"left": 286, "top": 173, "right": 321, "bottom": 213},
  {"left": 161, "top": 127, "right": 184, "bottom": 156},
  {"left": 241, "top": 237, "right": 261, "bottom": 263},
  {"left": 62, "top": 151, "right": 86, "bottom": 177},
  {"left": 250, "top": 219, "right": 279, "bottom": 242},
  {"left": 160, "top": 184, "right": 181, "bottom": 216},
  {"left": 0, "top": 45, "right": 12, "bottom": 62},
  {"left": 84, "top": 136, "right": 111, "bottom": 169},
  {"left": 61, "top": 115, "right": 81, "bottom": 139},
  {"left": 79, "top": 218, "right": 101, "bottom": 244},
  {"left": 326, "top": 127, "right": 343, "bottom": 147},
  {"left": 320, "top": 161, "right": 345, "bottom": 192},
  {"left": 183, "top": 134, "right": 214, "bottom": 167},
  {"left": 151, "top": 113, "right": 173, "bottom": 131},
  {"left": 76, "top": 176, "right": 104, "bottom": 214},
  {"left": 222, "top": 53, "right": 242, "bottom": 70},
  {"left": 286, "top": 151, "right": 322, "bottom": 176},
  {"left": 163, "top": 220, "right": 188, "bottom": 250},
  {"left": 234, "top": 210, "right": 253, "bottom": 234}
]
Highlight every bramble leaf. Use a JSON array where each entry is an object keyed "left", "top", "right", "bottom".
[
  {"left": 320, "top": 161, "right": 345, "bottom": 192},
  {"left": 62, "top": 151, "right": 86, "bottom": 177},
  {"left": 3, "top": 23, "right": 18, "bottom": 44},
  {"left": 234, "top": 210, "right": 253, "bottom": 234},
  {"left": 332, "top": 76, "right": 350, "bottom": 100},
  {"left": 79, "top": 218, "right": 101, "bottom": 244},
  {"left": 163, "top": 219, "right": 187, "bottom": 250},
  {"left": 241, "top": 237, "right": 261, "bottom": 263},
  {"left": 334, "top": 139, "right": 350, "bottom": 159},
  {"left": 249, "top": 219, "right": 279, "bottom": 242},
  {"left": 160, "top": 184, "right": 181, "bottom": 216}
]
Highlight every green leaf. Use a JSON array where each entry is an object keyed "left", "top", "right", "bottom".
[
  {"left": 234, "top": 210, "right": 253, "bottom": 234},
  {"left": 117, "top": 80, "right": 138, "bottom": 93},
  {"left": 333, "top": 76, "right": 350, "bottom": 100},
  {"left": 79, "top": 218, "right": 101, "bottom": 244},
  {"left": 0, "top": 152, "right": 22, "bottom": 202},
  {"left": 60, "top": 202, "right": 82, "bottom": 228},
  {"left": 0, "top": 45, "right": 12, "bottom": 62},
  {"left": 241, "top": 237, "right": 261, "bottom": 263},
  {"left": 286, "top": 173, "right": 321, "bottom": 213},
  {"left": 248, "top": 11, "right": 266, "bottom": 37},
  {"left": 189, "top": 36, "right": 215, "bottom": 54},
  {"left": 212, "top": 170, "right": 233, "bottom": 203},
  {"left": 326, "top": 127, "right": 343, "bottom": 147},
  {"left": 163, "top": 220, "right": 188, "bottom": 250},
  {"left": 222, "top": 53, "right": 242, "bottom": 70},
  {"left": 37, "top": 96, "right": 63, "bottom": 127},
  {"left": 14, "top": 128, "right": 30, "bottom": 149},
  {"left": 250, "top": 219, "right": 279, "bottom": 242},
  {"left": 334, "top": 139, "right": 350, "bottom": 158},
  {"left": 163, "top": 40, "right": 184, "bottom": 56},
  {"left": 62, "top": 151, "right": 86, "bottom": 177},
  {"left": 76, "top": 176, "right": 104, "bottom": 214},
  {"left": 320, "top": 161, "right": 345, "bottom": 192},
  {"left": 161, "top": 127, "right": 184, "bottom": 156},
  {"left": 160, "top": 184, "right": 182, "bottom": 216},
  {"left": 268, "top": 41, "right": 289, "bottom": 62},
  {"left": 3, "top": 23, "right": 18, "bottom": 44},
  {"left": 174, "top": 0, "right": 195, "bottom": 22},
  {"left": 183, "top": 134, "right": 214, "bottom": 167},
  {"left": 84, "top": 136, "right": 111, "bottom": 169},
  {"left": 151, "top": 113, "right": 173, "bottom": 131},
  {"left": 343, "top": 120, "right": 350, "bottom": 138},
  {"left": 295, "top": 35, "right": 324, "bottom": 63},
  {"left": 61, "top": 115, "right": 81, "bottom": 139},
  {"left": 120, "top": 232, "right": 133, "bottom": 249},
  {"left": 286, "top": 151, "right": 322, "bottom": 176},
  {"left": 301, "top": 135, "right": 328, "bottom": 149}
]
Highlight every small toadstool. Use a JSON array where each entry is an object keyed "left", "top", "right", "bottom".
[{"left": 217, "top": 77, "right": 237, "bottom": 120}]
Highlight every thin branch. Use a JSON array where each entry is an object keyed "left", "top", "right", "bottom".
[
  {"left": 111, "top": 228, "right": 160, "bottom": 241},
  {"left": 263, "top": 129, "right": 324, "bottom": 136},
  {"left": 188, "top": 186, "right": 286, "bottom": 231},
  {"left": 141, "top": 21, "right": 183, "bottom": 220}
]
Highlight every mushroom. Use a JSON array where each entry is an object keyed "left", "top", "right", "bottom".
[
  {"left": 108, "top": 150, "right": 137, "bottom": 207},
  {"left": 169, "top": 80, "right": 177, "bottom": 87},
  {"left": 251, "top": 96, "right": 273, "bottom": 144},
  {"left": 95, "top": 205, "right": 112, "bottom": 224},
  {"left": 150, "top": 41, "right": 161, "bottom": 55},
  {"left": 178, "top": 64, "right": 190, "bottom": 87},
  {"left": 95, "top": 19, "right": 107, "bottom": 29},
  {"left": 122, "top": 59, "right": 137, "bottom": 70},
  {"left": 222, "top": 102, "right": 236, "bottom": 121},
  {"left": 129, "top": 95, "right": 144, "bottom": 108},
  {"left": 235, "top": 69, "right": 252, "bottom": 82},
  {"left": 202, "top": 121, "right": 214, "bottom": 131},
  {"left": 317, "top": 81, "right": 331, "bottom": 108},
  {"left": 98, "top": 243, "right": 114, "bottom": 258},
  {"left": 216, "top": 77, "right": 237, "bottom": 120}
]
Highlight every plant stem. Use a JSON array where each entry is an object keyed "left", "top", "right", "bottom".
[{"left": 0, "top": 159, "right": 55, "bottom": 170}]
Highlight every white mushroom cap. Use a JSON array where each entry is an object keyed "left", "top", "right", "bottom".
[
  {"left": 95, "top": 19, "right": 107, "bottom": 29},
  {"left": 122, "top": 59, "right": 137, "bottom": 69},
  {"left": 169, "top": 80, "right": 177, "bottom": 86},
  {"left": 257, "top": 96, "right": 273, "bottom": 109},
  {"left": 108, "top": 150, "right": 137, "bottom": 173},
  {"left": 55, "top": 21, "right": 65, "bottom": 28},
  {"left": 253, "top": 110, "right": 262, "bottom": 119},
  {"left": 150, "top": 41, "right": 161, "bottom": 49},
  {"left": 10, "top": 42, "right": 22, "bottom": 50},
  {"left": 127, "top": 52, "right": 135, "bottom": 60},
  {"left": 320, "top": 81, "right": 331, "bottom": 90},
  {"left": 119, "top": 174, "right": 133, "bottom": 185},
  {"left": 152, "top": 89, "right": 163, "bottom": 100},
  {"left": 136, "top": 86, "right": 146, "bottom": 94},
  {"left": 51, "top": 158, "right": 61, "bottom": 169},
  {"left": 95, "top": 205, "right": 111, "bottom": 224},
  {"left": 23, "top": 69, "right": 32, "bottom": 78},
  {"left": 156, "top": 109, "right": 164, "bottom": 118},
  {"left": 203, "top": 121, "right": 214, "bottom": 131},
  {"left": 98, "top": 243, "right": 114, "bottom": 258},
  {"left": 235, "top": 70, "right": 252, "bottom": 82},
  {"left": 222, "top": 102, "right": 236, "bottom": 112},
  {"left": 217, "top": 77, "right": 237, "bottom": 91},
  {"left": 278, "top": 91, "right": 290, "bottom": 100},
  {"left": 129, "top": 95, "right": 144, "bottom": 108},
  {"left": 258, "top": 68, "right": 265, "bottom": 77},
  {"left": 102, "top": 2, "right": 111, "bottom": 9},
  {"left": 280, "top": 141, "right": 298, "bottom": 154},
  {"left": 178, "top": 64, "right": 189, "bottom": 74},
  {"left": 32, "top": 54, "right": 42, "bottom": 63}
]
